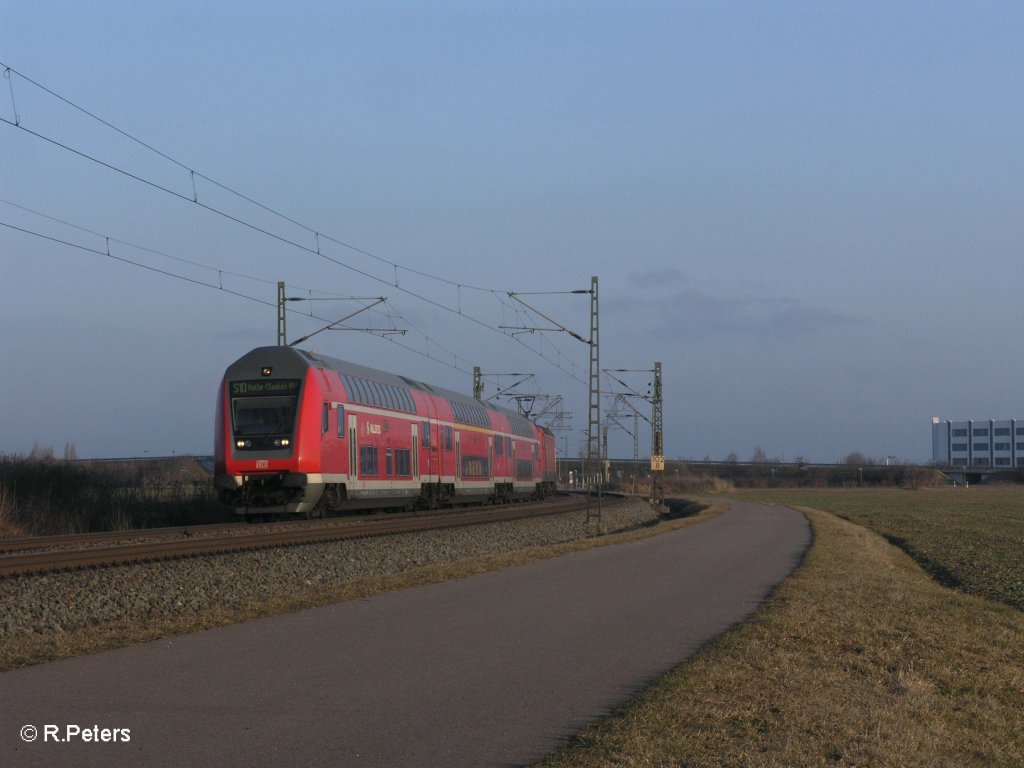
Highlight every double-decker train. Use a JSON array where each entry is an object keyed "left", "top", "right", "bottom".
[{"left": 214, "top": 346, "right": 557, "bottom": 517}]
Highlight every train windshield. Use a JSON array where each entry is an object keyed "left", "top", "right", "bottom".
[{"left": 230, "top": 379, "right": 302, "bottom": 436}]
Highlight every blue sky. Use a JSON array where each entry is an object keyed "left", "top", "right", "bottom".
[{"left": 2, "top": 1, "right": 1021, "bottom": 462}]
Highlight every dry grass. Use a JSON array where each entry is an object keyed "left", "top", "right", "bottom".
[
  {"left": 538, "top": 507, "right": 1024, "bottom": 767},
  {"left": 736, "top": 485, "right": 1024, "bottom": 610},
  {"left": 0, "top": 502, "right": 721, "bottom": 671}
]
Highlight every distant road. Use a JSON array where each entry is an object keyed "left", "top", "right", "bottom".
[{"left": 1, "top": 500, "right": 809, "bottom": 768}]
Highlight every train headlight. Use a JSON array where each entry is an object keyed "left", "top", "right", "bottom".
[
  {"left": 272, "top": 438, "right": 291, "bottom": 448},
  {"left": 236, "top": 439, "right": 251, "bottom": 449}
]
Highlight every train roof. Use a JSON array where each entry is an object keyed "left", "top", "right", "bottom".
[{"left": 228, "top": 346, "right": 551, "bottom": 436}]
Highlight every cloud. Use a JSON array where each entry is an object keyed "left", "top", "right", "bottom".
[
  {"left": 609, "top": 289, "right": 868, "bottom": 340},
  {"left": 627, "top": 268, "right": 685, "bottom": 290}
]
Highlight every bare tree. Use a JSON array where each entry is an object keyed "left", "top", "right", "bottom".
[
  {"left": 843, "top": 451, "right": 867, "bottom": 466},
  {"left": 29, "top": 442, "right": 54, "bottom": 461}
]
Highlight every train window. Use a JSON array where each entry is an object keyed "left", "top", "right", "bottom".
[
  {"left": 507, "top": 413, "right": 534, "bottom": 438},
  {"left": 338, "top": 372, "right": 417, "bottom": 414},
  {"left": 495, "top": 435, "right": 503, "bottom": 455},
  {"left": 447, "top": 399, "right": 491, "bottom": 429},
  {"left": 395, "top": 449, "right": 411, "bottom": 476},
  {"left": 444, "top": 426, "right": 453, "bottom": 451},
  {"left": 421, "top": 421, "right": 431, "bottom": 448},
  {"left": 232, "top": 396, "right": 298, "bottom": 437},
  {"left": 336, "top": 405, "right": 344, "bottom": 438},
  {"left": 322, "top": 403, "right": 329, "bottom": 434},
  {"left": 461, "top": 455, "right": 489, "bottom": 478},
  {"left": 360, "top": 446, "right": 379, "bottom": 476},
  {"left": 386, "top": 448, "right": 393, "bottom": 476},
  {"left": 230, "top": 379, "right": 302, "bottom": 437}
]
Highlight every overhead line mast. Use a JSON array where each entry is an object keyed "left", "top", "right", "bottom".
[
  {"left": 276, "top": 281, "right": 392, "bottom": 346},
  {"left": 651, "top": 361, "right": 664, "bottom": 507},
  {"left": 587, "top": 276, "right": 601, "bottom": 527},
  {"left": 507, "top": 276, "right": 601, "bottom": 529},
  {"left": 605, "top": 362, "right": 664, "bottom": 508}
]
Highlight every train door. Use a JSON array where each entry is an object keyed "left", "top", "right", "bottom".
[
  {"left": 411, "top": 423, "right": 420, "bottom": 479},
  {"left": 455, "top": 430, "right": 461, "bottom": 481},
  {"left": 348, "top": 414, "right": 358, "bottom": 479}
]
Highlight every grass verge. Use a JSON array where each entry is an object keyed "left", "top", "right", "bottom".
[
  {"left": 538, "top": 506, "right": 1024, "bottom": 767},
  {"left": 0, "top": 501, "right": 720, "bottom": 671}
]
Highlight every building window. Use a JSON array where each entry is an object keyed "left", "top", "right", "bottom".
[
  {"left": 952, "top": 428, "right": 968, "bottom": 437},
  {"left": 1017, "top": 442, "right": 1024, "bottom": 451},
  {"left": 973, "top": 428, "right": 989, "bottom": 437},
  {"left": 994, "top": 428, "right": 1011, "bottom": 436},
  {"left": 994, "top": 442, "right": 1011, "bottom": 451},
  {"left": 951, "top": 443, "right": 968, "bottom": 452},
  {"left": 995, "top": 458, "right": 1011, "bottom": 466},
  {"left": 973, "top": 443, "right": 989, "bottom": 452}
]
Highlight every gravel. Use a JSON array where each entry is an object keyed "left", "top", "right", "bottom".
[{"left": 1, "top": 499, "right": 657, "bottom": 641}]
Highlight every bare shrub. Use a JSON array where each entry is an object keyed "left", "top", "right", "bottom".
[{"left": 0, "top": 454, "right": 229, "bottom": 536}]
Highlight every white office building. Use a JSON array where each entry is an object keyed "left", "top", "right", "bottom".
[{"left": 931, "top": 418, "right": 1024, "bottom": 467}]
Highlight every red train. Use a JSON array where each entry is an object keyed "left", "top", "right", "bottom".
[{"left": 214, "top": 346, "right": 557, "bottom": 517}]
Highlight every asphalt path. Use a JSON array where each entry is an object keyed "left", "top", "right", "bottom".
[{"left": 2, "top": 500, "right": 809, "bottom": 767}]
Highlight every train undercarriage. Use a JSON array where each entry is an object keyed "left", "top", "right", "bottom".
[{"left": 215, "top": 472, "right": 554, "bottom": 520}]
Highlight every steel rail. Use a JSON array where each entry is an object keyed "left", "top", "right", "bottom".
[
  {"left": 0, "top": 495, "right": 622, "bottom": 578},
  {"left": 0, "top": 495, "right": 576, "bottom": 554}
]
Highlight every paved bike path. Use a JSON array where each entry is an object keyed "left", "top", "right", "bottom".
[{"left": 2, "top": 500, "right": 809, "bottom": 767}]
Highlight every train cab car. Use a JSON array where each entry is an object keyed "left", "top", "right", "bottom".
[{"left": 214, "top": 346, "right": 556, "bottom": 518}]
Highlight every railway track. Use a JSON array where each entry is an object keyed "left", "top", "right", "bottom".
[{"left": 0, "top": 494, "right": 622, "bottom": 578}]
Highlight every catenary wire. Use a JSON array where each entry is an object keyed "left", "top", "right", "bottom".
[{"left": 1, "top": 217, "right": 470, "bottom": 374}]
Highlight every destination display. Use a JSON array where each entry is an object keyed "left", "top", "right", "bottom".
[{"left": 230, "top": 379, "right": 301, "bottom": 397}]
